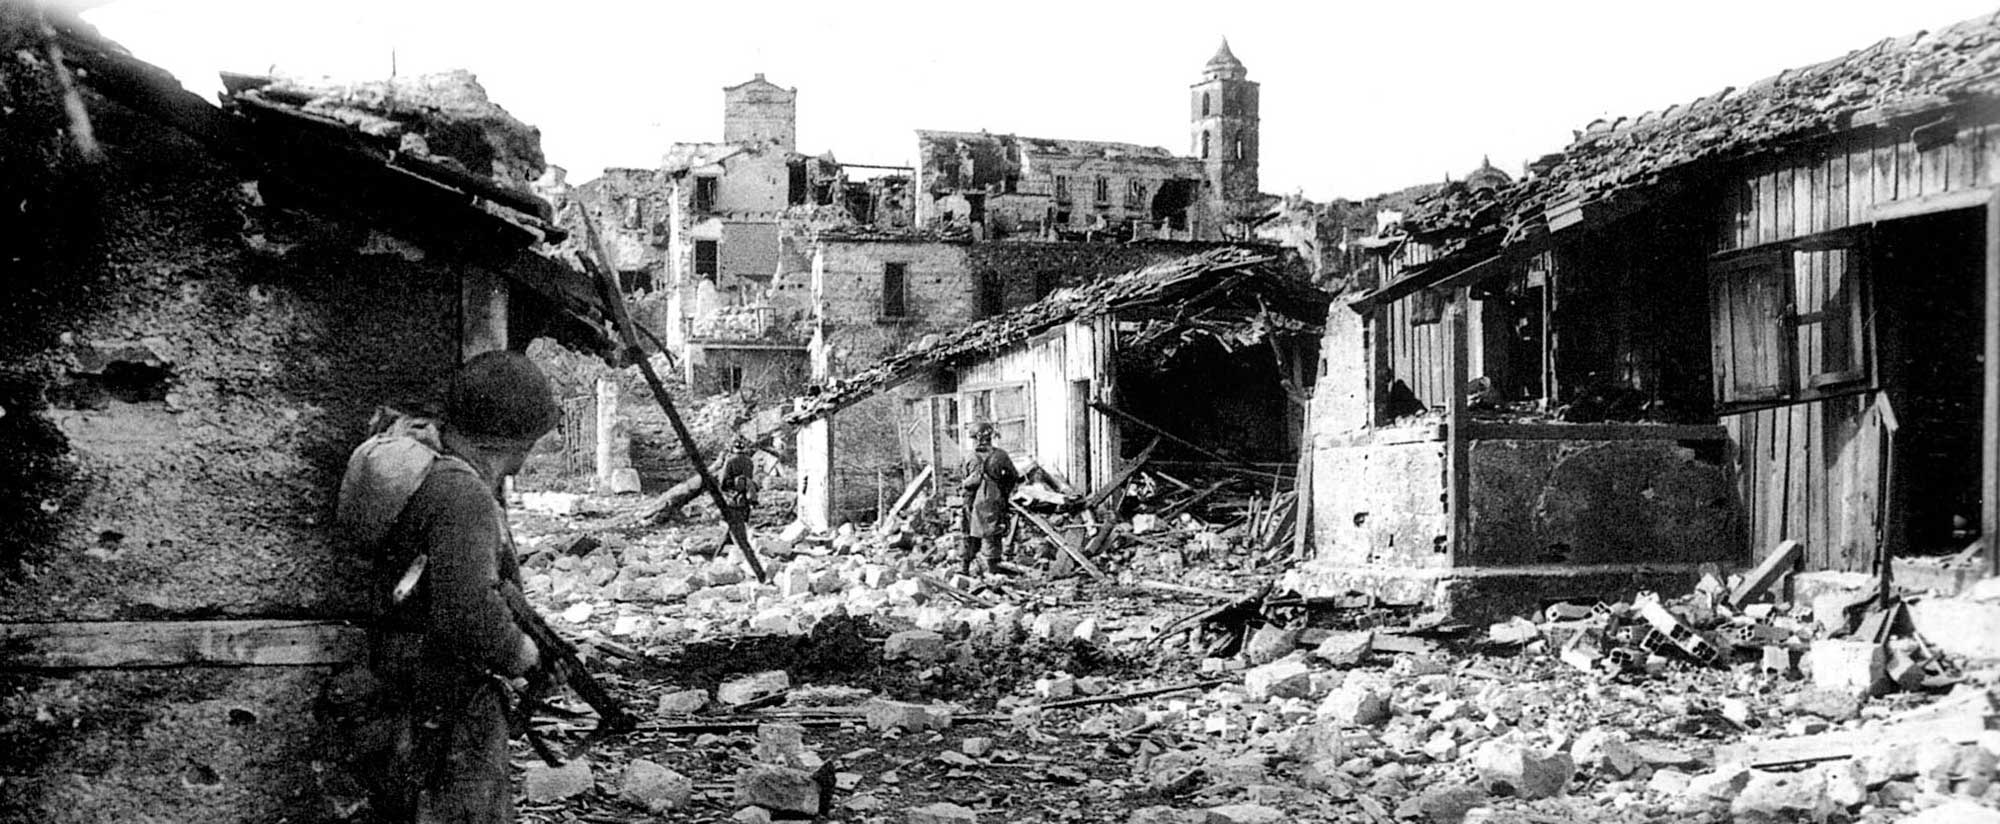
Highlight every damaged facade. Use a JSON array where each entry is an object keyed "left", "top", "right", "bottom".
[
  {"left": 0, "top": 12, "right": 600, "bottom": 822},
  {"left": 788, "top": 248, "right": 1326, "bottom": 529},
  {"left": 1292, "top": 10, "right": 2000, "bottom": 618},
  {"left": 913, "top": 40, "right": 1265, "bottom": 243}
]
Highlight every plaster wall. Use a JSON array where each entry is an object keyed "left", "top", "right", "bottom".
[{"left": 1463, "top": 438, "right": 1741, "bottom": 567}]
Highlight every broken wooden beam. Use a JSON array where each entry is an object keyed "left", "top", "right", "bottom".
[
  {"left": 879, "top": 464, "right": 935, "bottom": 531},
  {"left": 1011, "top": 502, "right": 1109, "bottom": 582},
  {"left": 1082, "top": 437, "right": 1160, "bottom": 511},
  {"left": 1730, "top": 539, "right": 1805, "bottom": 609},
  {"left": 1086, "top": 401, "right": 1291, "bottom": 484}
]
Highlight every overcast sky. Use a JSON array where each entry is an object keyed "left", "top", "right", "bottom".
[{"left": 82, "top": 0, "right": 2000, "bottom": 201}]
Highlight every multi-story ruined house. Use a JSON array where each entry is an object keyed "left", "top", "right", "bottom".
[{"left": 913, "top": 39, "right": 1266, "bottom": 243}]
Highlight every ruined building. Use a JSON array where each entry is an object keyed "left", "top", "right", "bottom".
[
  {"left": 1289, "top": 9, "right": 2000, "bottom": 619},
  {"left": 913, "top": 39, "right": 1266, "bottom": 243},
  {"left": 0, "top": 11, "right": 602, "bottom": 821}
]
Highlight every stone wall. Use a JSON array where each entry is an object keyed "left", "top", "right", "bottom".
[
  {"left": 1309, "top": 437, "right": 1451, "bottom": 568},
  {"left": 0, "top": 64, "right": 465, "bottom": 822},
  {"left": 814, "top": 238, "right": 977, "bottom": 376},
  {"left": 1463, "top": 438, "right": 1741, "bottom": 567}
]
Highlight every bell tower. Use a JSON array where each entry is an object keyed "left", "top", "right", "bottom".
[{"left": 1190, "top": 38, "right": 1260, "bottom": 209}]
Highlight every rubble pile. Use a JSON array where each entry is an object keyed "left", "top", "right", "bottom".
[{"left": 505, "top": 487, "right": 2000, "bottom": 824}]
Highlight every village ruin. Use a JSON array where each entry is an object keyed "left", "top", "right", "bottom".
[{"left": 4, "top": 4, "right": 2000, "bottom": 823}]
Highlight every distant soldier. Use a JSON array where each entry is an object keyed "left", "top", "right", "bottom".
[
  {"left": 718, "top": 434, "right": 759, "bottom": 524},
  {"left": 958, "top": 423, "right": 1020, "bottom": 575},
  {"left": 363, "top": 350, "right": 556, "bottom": 824}
]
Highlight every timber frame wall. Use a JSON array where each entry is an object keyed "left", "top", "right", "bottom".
[{"left": 1708, "top": 107, "right": 2000, "bottom": 572}]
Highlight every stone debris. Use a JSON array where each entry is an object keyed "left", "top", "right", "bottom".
[
  {"left": 615, "top": 758, "right": 691, "bottom": 813},
  {"left": 734, "top": 765, "right": 821, "bottom": 816},
  {"left": 524, "top": 757, "right": 594, "bottom": 803},
  {"left": 499, "top": 477, "right": 2000, "bottom": 824}
]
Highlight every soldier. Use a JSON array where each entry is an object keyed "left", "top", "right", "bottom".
[
  {"left": 718, "top": 434, "right": 759, "bottom": 524},
  {"left": 958, "top": 423, "right": 1020, "bottom": 575},
  {"left": 374, "top": 350, "right": 555, "bottom": 824}
]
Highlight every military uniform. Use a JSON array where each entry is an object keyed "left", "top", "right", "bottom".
[{"left": 959, "top": 435, "right": 1020, "bottom": 572}]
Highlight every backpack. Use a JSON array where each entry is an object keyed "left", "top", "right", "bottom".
[{"left": 336, "top": 406, "right": 453, "bottom": 606}]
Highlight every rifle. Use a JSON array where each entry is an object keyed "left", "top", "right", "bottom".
[{"left": 498, "top": 582, "right": 636, "bottom": 765}]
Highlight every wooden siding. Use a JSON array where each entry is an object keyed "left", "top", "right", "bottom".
[
  {"left": 1715, "top": 122, "right": 1997, "bottom": 570},
  {"left": 947, "top": 318, "right": 1112, "bottom": 491},
  {"left": 1379, "top": 294, "right": 1453, "bottom": 415}
]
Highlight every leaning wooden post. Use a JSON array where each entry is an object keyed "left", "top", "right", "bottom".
[{"left": 577, "top": 223, "right": 766, "bottom": 582}]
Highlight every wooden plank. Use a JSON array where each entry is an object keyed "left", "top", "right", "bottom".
[
  {"left": 1803, "top": 157, "right": 1823, "bottom": 237},
  {"left": 1758, "top": 168, "right": 1778, "bottom": 246},
  {"left": 1720, "top": 168, "right": 1744, "bottom": 251},
  {"left": 1789, "top": 402, "right": 1815, "bottom": 567},
  {"left": 0, "top": 620, "right": 365, "bottom": 669},
  {"left": 1010, "top": 502, "right": 1109, "bottom": 582},
  {"left": 1083, "top": 436, "right": 1160, "bottom": 510},
  {"left": 1923, "top": 138, "right": 1948, "bottom": 195},
  {"left": 1897, "top": 138, "right": 1920, "bottom": 201},
  {"left": 1873, "top": 141, "right": 1896, "bottom": 206},
  {"left": 1446, "top": 288, "right": 1471, "bottom": 564},
  {"left": 1848, "top": 140, "right": 1873, "bottom": 224},
  {"left": 1462, "top": 422, "right": 1729, "bottom": 441},
  {"left": 1983, "top": 123, "right": 2000, "bottom": 188},
  {"left": 1986, "top": 188, "right": 2000, "bottom": 572},
  {"left": 1827, "top": 150, "right": 1849, "bottom": 230},
  {"left": 1950, "top": 126, "right": 1975, "bottom": 192},
  {"left": 1729, "top": 539, "right": 1805, "bottom": 607},
  {"left": 1776, "top": 167, "right": 1797, "bottom": 241},
  {"left": 1865, "top": 186, "right": 1996, "bottom": 223}
]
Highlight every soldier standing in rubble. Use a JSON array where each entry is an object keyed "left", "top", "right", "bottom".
[
  {"left": 718, "top": 434, "right": 759, "bottom": 524},
  {"left": 959, "top": 422, "right": 1020, "bottom": 575},
  {"left": 375, "top": 351, "right": 555, "bottom": 823}
]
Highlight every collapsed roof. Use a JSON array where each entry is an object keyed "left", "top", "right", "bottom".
[
  {"left": 786, "top": 246, "right": 1329, "bottom": 424},
  {"left": 37, "top": 9, "right": 606, "bottom": 344},
  {"left": 1393, "top": 9, "right": 2000, "bottom": 260}
]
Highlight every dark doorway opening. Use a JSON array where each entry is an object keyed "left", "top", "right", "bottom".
[{"left": 1877, "top": 208, "right": 1986, "bottom": 555}]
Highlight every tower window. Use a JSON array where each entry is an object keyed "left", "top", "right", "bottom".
[
  {"left": 1054, "top": 175, "right": 1071, "bottom": 203},
  {"left": 1201, "top": 92, "right": 1210, "bottom": 117},
  {"left": 1125, "top": 179, "right": 1145, "bottom": 208},
  {"left": 1201, "top": 131, "right": 1211, "bottom": 159},
  {"left": 1234, "top": 138, "right": 1245, "bottom": 161},
  {"left": 1092, "top": 176, "right": 1110, "bottom": 204}
]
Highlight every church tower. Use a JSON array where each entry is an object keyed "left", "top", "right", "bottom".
[{"left": 1190, "top": 39, "right": 1260, "bottom": 210}]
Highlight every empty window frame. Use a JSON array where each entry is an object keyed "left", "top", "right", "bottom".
[{"left": 882, "top": 261, "right": 908, "bottom": 318}]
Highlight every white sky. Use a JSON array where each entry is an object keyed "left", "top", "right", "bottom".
[{"left": 81, "top": 0, "right": 2000, "bottom": 201}]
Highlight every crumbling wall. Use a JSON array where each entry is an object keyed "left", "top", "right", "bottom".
[
  {"left": 815, "top": 239, "right": 977, "bottom": 376},
  {"left": 0, "top": 52, "right": 460, "bottom": 822},
  {"left": 829, "top": 392, "right": 909, "bottom": 522},
  {"left": 1464, "top": 438, "right": 1742, "bottom": 567},
  {"left": 1309, "top": 439, "right": 1450, "bottom": 568},
  {"left": 964, "top": 241, "right": 1208, "bottom": 312}
]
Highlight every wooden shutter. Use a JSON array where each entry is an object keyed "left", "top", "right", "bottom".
[{"left": 1709, "top": 250, "right": 1793, "bottom": 407}]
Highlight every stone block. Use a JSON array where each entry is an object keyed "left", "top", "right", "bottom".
[
  {"left": 1414, "top": 783, "right": 1489, "bottom": 823},
  {"left": 657, "top": 688, "right": 708, "bottom": 715},
  {"left": 1809, "top": 639, "right": 1886, "bottom": 697},
  {"left": 1034, "top": 673, "right": 1077, "bottom": 701},
  {"left": 907, "top": 801, "right": 979, "bottom": 824},
  {"left": 617, "top": 758, "right": 691, "bottom": 813},
  {"left": 1312, "top": 630, "right": 1373, "bottom": 666},
  {"left": 1910, "top": 597, "right": 2000, "bottom": 661},
  {"left": 1683, "top": 763, "right": 1751, "bottom": 802},
  {"left": 1646, "top": 768, "right": 1691, "bottom": 795},
  {"left": 1729, "top": 768, "right": 1833, "bottom": 823},
  {"left": 864, "top": 699, "right": 950, "bottom": 732},
  {"left": 1316, "top": 684, "right": 1390, "bottom": 727},
  {"left": 605, "top": 468, "right": 643, "bottom": 495},
  {"left": 734, "top": 765, "right": 820, "bottom": 816},
  {"left": 1242, "top": 625, "right": 1299, "bottom": 665},
  {"left": 1204, "top": 803, "right": 1285, "bottom": 824},
  {"left": 885, "top": 629, "right": 947, "bottom": 663},
  {"left": 525, "top": 757, "right": 594, "bottom": 802},
  {"left": 1570, "top": 728, "right": 1639, "bottom": 777},
  {"left": 1244, "top": 659, "right": 1313, "bottom": 702},
  {"left": 1906, "top": 800, "right": 2000, "bottom": 824},
  {"left": 1471, "top": 741, "right": 1571, "bottom": 799},
  {"left": 718, "top": 670, "right": 790, "bottom": 707},
  {"left": 753, "top": 724, "right": 822, "bottom": 771}
]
